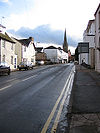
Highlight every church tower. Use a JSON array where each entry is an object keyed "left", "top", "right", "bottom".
[{"left": 63, "top": 29, "right": 68, "bottom": 53}]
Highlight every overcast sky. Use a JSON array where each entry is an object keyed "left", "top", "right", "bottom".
[{"left": 0, "top": 0, "right": 100, "bottom": 53}]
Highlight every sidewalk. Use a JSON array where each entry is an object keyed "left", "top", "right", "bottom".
[{"left": 67, "top": 65, "right": 100, "bottom": 133}]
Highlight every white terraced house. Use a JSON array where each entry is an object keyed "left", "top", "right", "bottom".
[
  {"left": 94, "top": 4, "right": 100, "bottom": 72},
  {"left": 0, "top": 25, "right": 17, "bottom": 70},
  {"left": 83, "top": 20, "right": 95, "bottom": 68}
]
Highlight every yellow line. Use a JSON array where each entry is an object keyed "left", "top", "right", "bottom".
[
  {"left": 51, "top": 70, "right": 74, "bottom": 133},
  {"left": 41, "top": 71, "right": 72, "bottom": 133},
  {"left": 51, "top": 73, "right": 73, "bottom": 133}
]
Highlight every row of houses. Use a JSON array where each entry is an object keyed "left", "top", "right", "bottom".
[
  {"left": 76, "top": 3, "right": 100, "bottom": 72},
  {"left": 0, "top": 26, "right": 69, "bottom": 70}
]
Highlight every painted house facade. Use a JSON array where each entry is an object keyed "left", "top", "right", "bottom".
[
  {"left": 19, "top": 37, "right": 36, "bottom": 66},
  {"left": 44, "top": 46, "right": 68, "bottom": 63},
  {"left": 44, "top": 46, "right": 62, "bottom": 63},
  {"left": 94, "top": 4, "right": 100, "bottom": 72},
  {"left": 83, "top": 20, "right": 95, "bottom": 68},
  {"left": 0, "top": 28, "right": 17, "bottom": 70},
  {"left": 11, "top": 37, "right": 22, "bottom": 67}
]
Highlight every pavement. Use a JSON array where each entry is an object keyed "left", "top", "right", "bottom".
[{"left": 67, "top": 65, "right": 100, "bottom": 133}]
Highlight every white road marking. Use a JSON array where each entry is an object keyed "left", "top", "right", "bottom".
[
  {"left": 0, "top": 75, "right": 37, "bottom": 91},
  {"left": 0, "top": 85, "right": 12, "bottom": 91},
  {"left": 7, "top": 78, "right": 17, "bottom": 82},
  {"left": 22, "top": 75, "right": 37, "bottom": 82}
]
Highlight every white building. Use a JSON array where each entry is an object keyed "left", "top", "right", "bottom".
[
  {"left": 59, "top": 48, "right": 68, "bottom": 63},
  {"left": 44, "top": 46, "right": 68, "bottom": 63},
  {"left": 0, "top": 25, "right": 17, "bottom": 70},
  {"left": 83, "top": 20, "right": 95, "bottom": 68},
  {"left": 94, "top": 4, "right": 100, "bottom": 72},
  {"left": 19, "top": 37, "right": 36, "bottom": 66},
  {"left": 44, "top": 46, "right": 61, "bottom": 63}
]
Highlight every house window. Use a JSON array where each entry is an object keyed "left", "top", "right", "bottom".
[
  {"left": 24, "top": 46, "right": 26, "bottom": 52},
  {"left": 11, "top": 56, "right": 13, "bottom": 65},
  {"left": 2, "top": 40, "right": 6, "bottom": 48},
  {"left": 31, "top": 58, "right": 34, "bottom": 62},
  {"left": 2, "top": 55, "right": 5, "bottom": 62},
  {"left": 11, "top": 43, "right": 13, "bottom": 50}
]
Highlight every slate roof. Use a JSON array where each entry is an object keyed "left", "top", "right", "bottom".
[
  {"left": 18, "top": 37, "right": 36, "bottom": 49},
  {"left": 44, "top": 46, "right": 57, "bottom": 49},
  {"left": 0, "top": 32, "right": 15, "bottom": 43},
  {"left": 94, "top": 3, "right": 100, "bottom": 16}
]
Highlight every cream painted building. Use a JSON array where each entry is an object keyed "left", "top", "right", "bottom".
[
  {"left": 11, "top": 37, "right": 22, "bottom": 66},
  {"left": 94, "top": 4, "right": 100, "bottom": 72},
  {"left": 0, "top": 27, "right": 17, "bottom": 70},
  {"left": 83, "top": 20, "right": 95, "bottom": 68}
]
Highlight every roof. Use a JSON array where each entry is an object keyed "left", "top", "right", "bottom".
[
  {"left": 44, "top": 46, "right": 57, "bottom": 49},
  {"left": 18, "top": 37, "right": 35, "bottom": 49},
  {"left": 94, "top": 3, "right": 100, "bottom": 16},
  {"left": 36, "top": 47, "right": 43, "bottom": 52},
  {"left": 0, "top": 32, "right": 15, "bottom": 43},
  {"left": 19, "top": 39, "right": 31, "bottom": 47}
]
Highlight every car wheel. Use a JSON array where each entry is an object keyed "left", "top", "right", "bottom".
[{"left": 8, "top": 70, "right": 10, "bottom": 75}]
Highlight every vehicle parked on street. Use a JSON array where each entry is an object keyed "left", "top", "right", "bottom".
[
  {"left": 17, "top": 61, "right": 34, "bottom": 70},
  {"left": 0, "top": 62, "right": 11, "bottom": 75},
  {"left": 36, "top": 60, "right": 44, "bottom": 65}
]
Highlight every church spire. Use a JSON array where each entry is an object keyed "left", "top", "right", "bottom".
[{"left": 63, "top": 29, "right": 68, "bottom": 53}]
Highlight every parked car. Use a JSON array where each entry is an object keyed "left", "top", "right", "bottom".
[
  {"left": 0, "top": 62, "right": 11, "bottom": 75},
  {"left": 36, "top": 61, "right": 44, "bottom": 65},
  {"left": 17, "top": 62, "right": 34, "bottom": 70}
]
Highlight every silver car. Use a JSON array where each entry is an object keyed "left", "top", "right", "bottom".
[{"left": 17, "top": 62, "right": 34, "bottom": 70}]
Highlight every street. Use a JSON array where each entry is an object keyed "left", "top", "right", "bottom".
[{"left": 0, "top": 64, "right": 75, "bottom": 133}]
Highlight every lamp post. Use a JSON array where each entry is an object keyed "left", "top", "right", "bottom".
[{"left": 36, "top": 42, "right": 40, "bottom": 47}]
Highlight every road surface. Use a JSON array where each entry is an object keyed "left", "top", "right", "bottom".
[{"left": 0, "top": 64, "right": 75, "bottom": 133}]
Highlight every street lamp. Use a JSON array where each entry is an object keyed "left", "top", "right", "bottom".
[{"left": 36, "top": 42, "right": 40, "bottom": 47}]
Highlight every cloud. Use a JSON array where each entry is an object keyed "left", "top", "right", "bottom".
[
  {"left": 0, "top": 0, "right": 8, "bottom": 2},
  {"left": 0, "top": 0, "right": 11, "bottom": 5},
  {"left": 8, "top": 24, "right": 78, "bottom": 47}
]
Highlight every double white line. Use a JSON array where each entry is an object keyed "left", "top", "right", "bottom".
[{"left": 41, "top": 66, "right": 75, "bottom": 133}]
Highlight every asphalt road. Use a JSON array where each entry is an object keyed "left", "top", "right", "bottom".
[{"left": 0, "top": 64, "right": 74, "bottom": 133}]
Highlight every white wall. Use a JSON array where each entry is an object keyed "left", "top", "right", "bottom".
[
  {"left": 44, "top": 49, "right": 58, "bottom": 62},
  {"left": 95, "top": 6, "right": 100, "bottom": 72},
  {"left": 1, "top": 39, "right": 16, "bottom": 69},
  {"left": 22, "top": 42, "right": 36, "bottom": 65}
]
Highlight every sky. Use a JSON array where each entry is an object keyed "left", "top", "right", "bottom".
[{"left": 0, "top": 0, "right": 100, "bottom": 53}]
